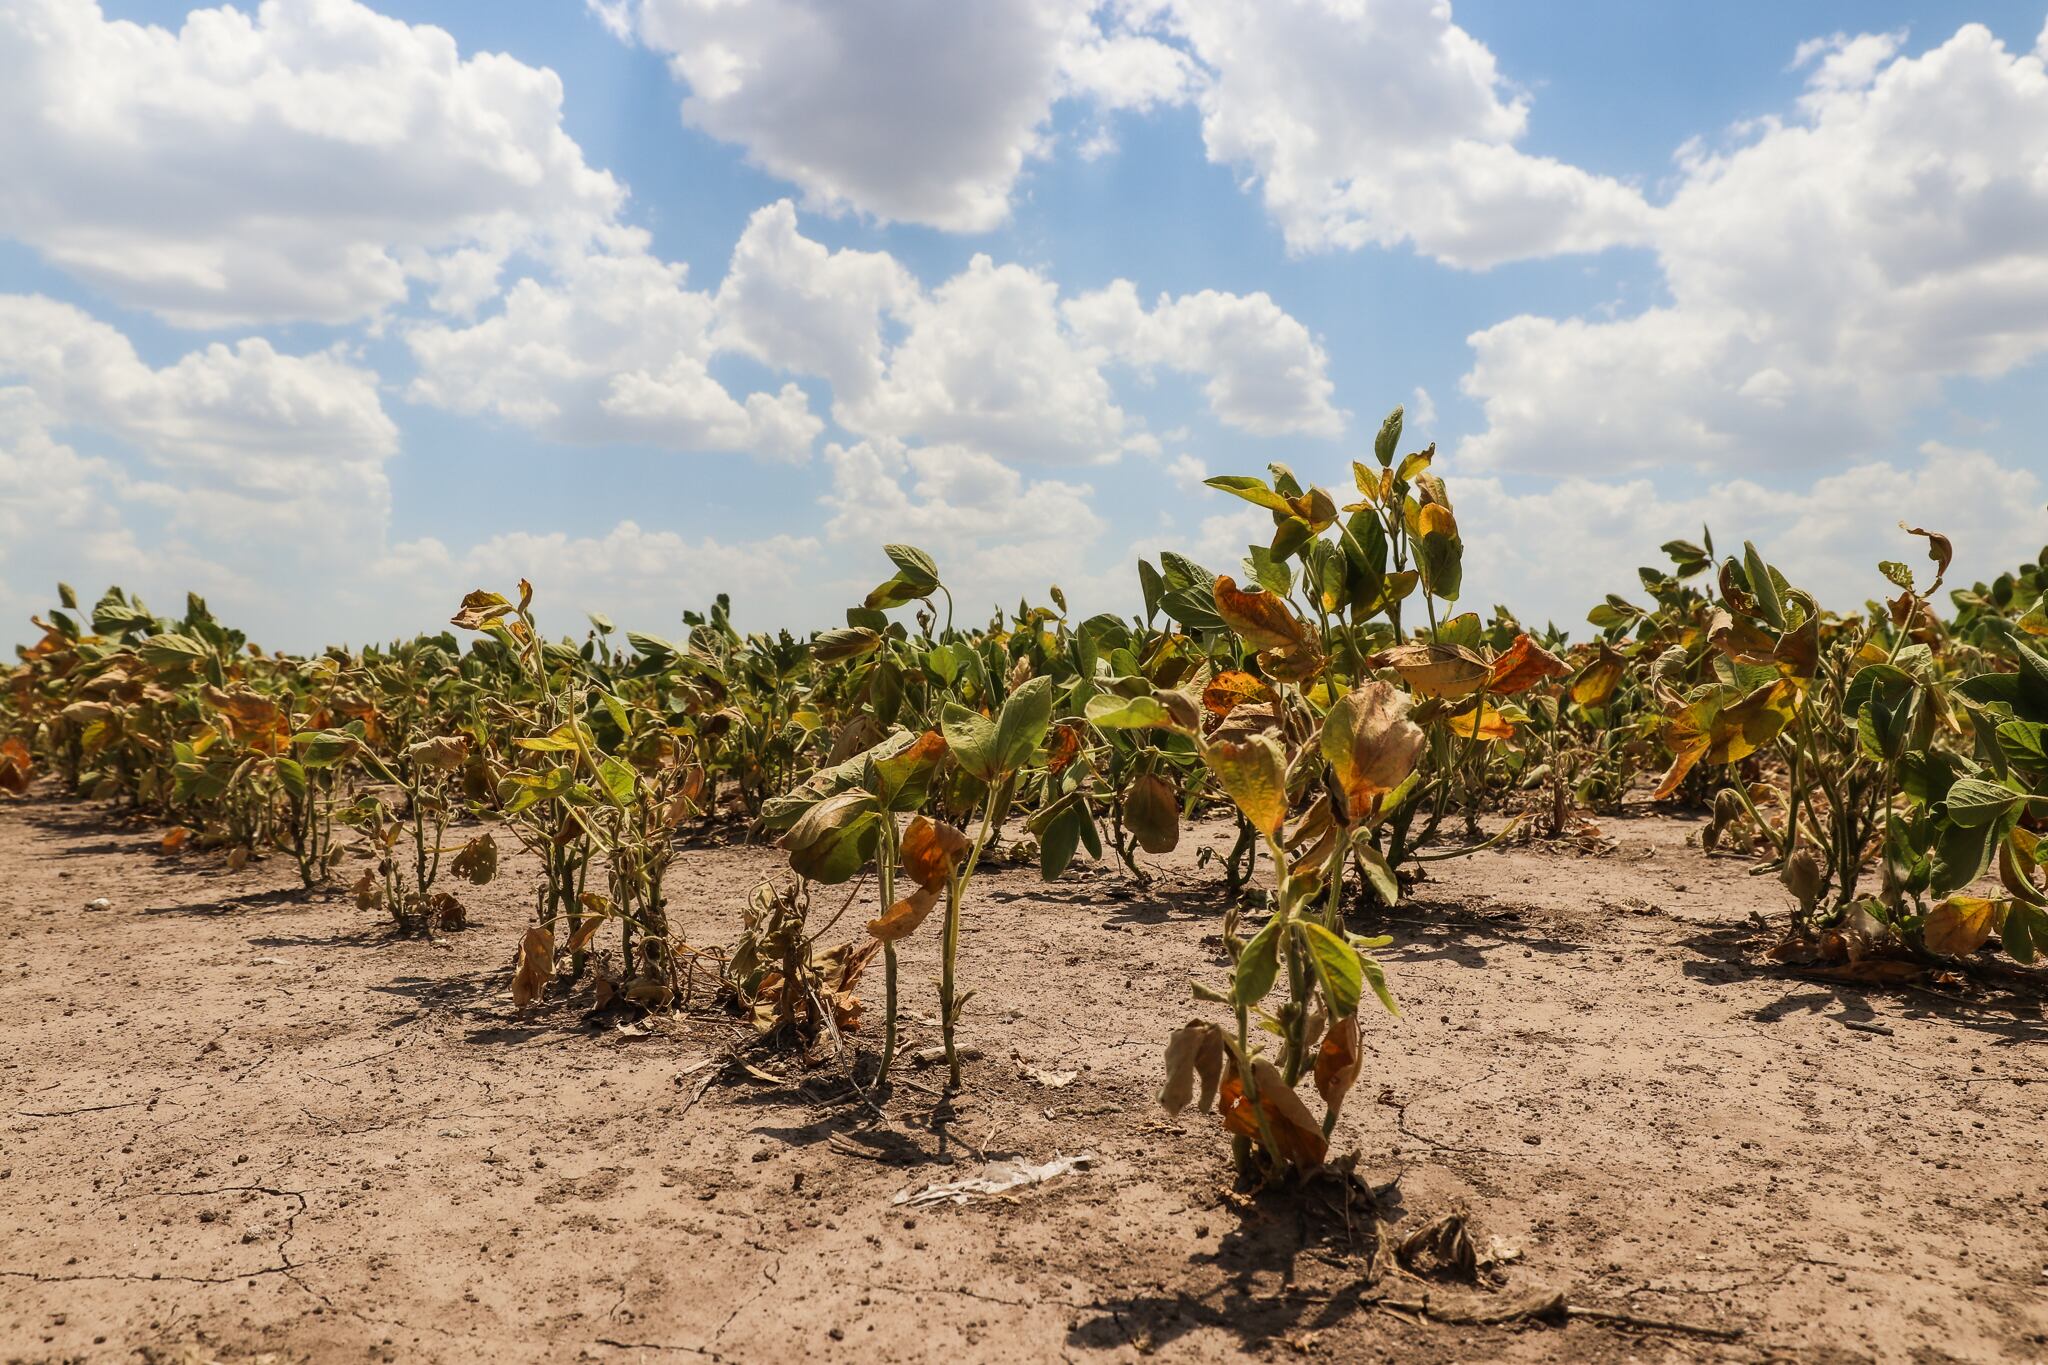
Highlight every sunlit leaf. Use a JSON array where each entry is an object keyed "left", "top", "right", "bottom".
[{"left": 1203, "top": 735, "right": 1289, "bottom": 837}]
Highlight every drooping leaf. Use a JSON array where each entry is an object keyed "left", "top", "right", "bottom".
[
  {"left": 1204, "top": 735, "right": 1290, "bottom": 837},
  {"left": 510, "top": 926, "right": 554, "bottom": 1009},
  {"left": 1314, "top": 1013, "right": 1362, "bottom": 1121},
  {"left": 1220, "top": 1060, "right": 1328, "bottom": 1170},
  {"left": 1212, "top": 576, "right": 1308, "bottom": 652},
  {"left": 781, "top": 791, "right": 882, "bottom": 884},
  {"left": 1923, "top": 896, "right": 2003, "bottom": 957},
  {"left": 900, "top": 814, "right": 971, "bottom": 892},
  {"left": 1159, "top": 1020, "right": 1225, "bottom": 1115},
  {"left": 1321, "top": 681, "right": 1426, "bottom": 818},
  {"left": 940, "top": 702, "right": 1001, "bottom": 783},
  {"left": 994, "top": 675, "right": 1054, "bottom": 772},
  {"left": 868, "top": 885, "right": 942, "bottom": 942},
  {"left": 1233, "top": 916, "right": 1284, "bottom": 1007},
  {"left": 1486, "top": 635, "right": 1568, "bottom": 696},
  {"left": 1124, "top": 773, "right": 1180, "bottom": 854},
  {"left": 1297, "top": 920, "right": 1364, "bottom": 1019},
  {"left": 1376, "top": 643, "right": 1488, "bottom": 700}
]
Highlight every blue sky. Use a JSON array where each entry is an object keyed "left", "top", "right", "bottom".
[{"left": 3, "top": 0, "right": 2046, "bottom": 649}]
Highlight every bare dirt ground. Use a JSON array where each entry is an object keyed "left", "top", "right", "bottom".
[{"left": 4, "top": 787, "right": 2048, "bottom": 1365}]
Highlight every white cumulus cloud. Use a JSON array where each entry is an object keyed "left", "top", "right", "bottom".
[
  {"left": 1461, "top": 22, "right": 2048, "bottom": 477},
  {"left": 0, "top": 0, "right": 625, "bottom": 328}
]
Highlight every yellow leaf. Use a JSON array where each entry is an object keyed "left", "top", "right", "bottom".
[
  {"left": 1202, "top": 735, "right": 1290, "bottom": 837},
  {"left": 1924, "top": 897, "right": 2003, "bottom": 957}
]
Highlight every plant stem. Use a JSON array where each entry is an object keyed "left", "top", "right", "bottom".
[{"left": 941, "top": 784, "right": 1002, "bottom": 1090}]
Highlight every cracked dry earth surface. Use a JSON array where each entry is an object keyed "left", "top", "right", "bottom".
[{"left": 5, "top": 787, "right": 2048, "bottom": 1365}]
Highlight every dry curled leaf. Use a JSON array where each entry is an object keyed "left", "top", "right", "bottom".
[
  {"left": 1212, "top": 575, "right": 1308, "bottom": 652},
  {"left": 867, "top": 885, "right": 941, "bottom": 943},
  {"left": 450, "top": 832, "right": 498, "bottom": 885},
  {"left": 1203, "top": 669, "right": 1275, "bottom": 717},
  {"left": 1485, "top": 634, "right": 1567, "bottom": 696},
  {"left": 900, "top": 815, "right": 971, "bottom": 892},
  {"left": 1375, "top": 643, "right": 1488, "bottom": 700},
  {"left": 510, "top": 925, "right": 554, "bottom": 1009},
  {"left": 1220, "top": 1058, "right": 1328, "bottom": 1170},
  {"left": 1159, "top": 1020, "right": 1225, "bottom": 1115},
  {"left": 1314, "top": 1013, "right": 1362, "bottom": 1120},
  {"left": 1322, "top": 681, "right": 1426, "bottom": 818}
]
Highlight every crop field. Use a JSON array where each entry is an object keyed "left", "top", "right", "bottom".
[{"left": 5, "top": 418, "right": 2048, "bottom": 1363}]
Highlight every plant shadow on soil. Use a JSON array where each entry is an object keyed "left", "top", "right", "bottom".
[
  {"left": 1677, "top": 921, "right": 2048, "bottom": 1044},
  {"left": 1066, "top": 1176, "right": 1414, "bottom": 1355}
]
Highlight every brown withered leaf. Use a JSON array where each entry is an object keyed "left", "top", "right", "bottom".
[
  {"left": 565, "top": 915, "right": 607, "bottom": 954},
  {"left": 1314, "top": 1014, "right": 1362, "bottom": 1120},
  {"left": 1485, "top": 635, "right": 1567, "bottom": 696},
  {"left": 1212, "top": 575, "right": 1308, "bottom": 652},
  {"left": 428, "top": 892, "right": 466, "bottom": 931},
  {"left": 1124, "top": 773, "right": 1180, "bottom": 854},
  {"left": 159, "top": 826, "right": 192, "bottom": 854},
  {"left": 1203, "top": 669, "right": 1276, "bottom": 716},
  {"left": 227, "top": 847, "right": 250, "bottom": 873},
  {"left": 1708, "top": 609, "right": 1779, "bottom": 665},
  {"left": 1376, "top": 643, "right": 1488, "bottom": 700},
  {"left": 351, "top": 870, "right": 382, "bottom": 912},
  {"left": 450, "top": 832, "right": 498, "bottom": 885},
  {"left": 1220, "top": 1059, "right": 1328, "bottom": 1170},
  {"left": 1044, "top": 719, "right": 1085, "bottom": 776},
  {"left": 1900, "top": 523, "right": 1953, "bottom": 585},
  {"left": 1321, "top": 681, "right": 1426, "bottom": 817},
  {"left": 407, "top": 735, "right": 471, "bottom": 772},
  {"left": 450, "top": 590, "right": 513, "bottom": 631},
  {"left": 510, "top": 925, "right": 554, "bottom": 1009},
  {"left": 1159, "top": 1020, "right": 1225, "bottom": 1115},
  {"left": 867, "top": 885, "right": 941, "bottom": 942},
  {"left": 900, "top": 815, "right": 971, "bottom": 892},
  {"left": 1258, "top": 639, "right": 1326, "bottom": 683},
  {"left": 0, "top": 735, "right": 32, "bottom": 795}
]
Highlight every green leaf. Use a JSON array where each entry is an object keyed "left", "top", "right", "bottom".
[
  {"left": 994, "top": 676, "right": 1053, "bottom": 773},
  {"left": 1742, "top": 541, "right": 1785, "bottom": 629},
  {"left": 782, "top": 791, "right": 881, "bottom": 885},
  {"left": 596, "top": 756, "right": 637, "bottom": 807},
  {"left": 292, "top": 730, "right": 359, "bottom": 769},
  {"left": 1357, "top": 945, "right": 1399, "bottom": 1017},
  {"left": 1352, "top": 836, "right": 1400, "bottom": 906},
  {"left": 941, "top": 701, "right": 1001, "bottom": 783},
  {"left": 1084, "top": 693, "right": 1175, "bottom": 731},
  {"left": 1039, "top": 802, "right": 1083, "bottom": 881},
  {"left": 1933, "top": 814, "right": 2002, "bottom": 895},
  {"left": 1233, "top": 917, "right": 1283, "bottom": 1008},
  {"left": 1946, "top": 777, "right": 2023, "bottom": 827},
  {"left": 1374, "top": 405, "right": 1403, "bottom": 468},
  {"left": 1137, "top": 559, "right": 1165, "bottom": 622},
  {"left": 274, "top": 756, "right": 308, "bottom": 800},
  {"left": 1297, "top": 921, "right": 1363, "bottom": 1019},
  {"left": 884, "top": 543, "right": 941, "bottom": 588},
  {"left": 138, "top": 633, "right": 212, "bottom": 671}
]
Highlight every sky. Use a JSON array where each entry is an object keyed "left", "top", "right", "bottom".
[{"left": 2, "top": 0, "right": 2046, "bottom": 651}]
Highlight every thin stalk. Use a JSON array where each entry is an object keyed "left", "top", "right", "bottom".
[
  {"left": 941, "top": 784, "right": 1003, "bottom": 1090},
  {"left": 876, "top": 815, "right": 902, "bottom": 1083}
]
